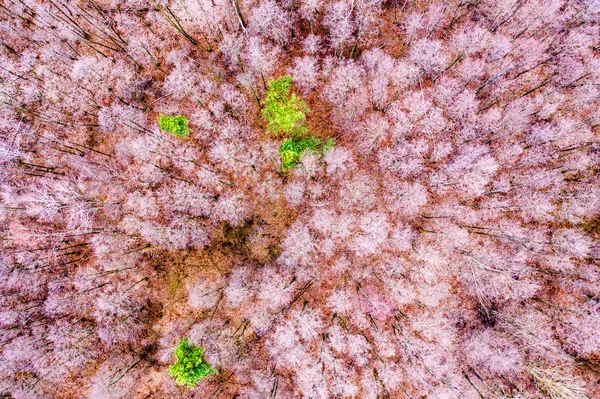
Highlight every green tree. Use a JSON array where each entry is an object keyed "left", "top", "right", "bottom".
[
  {"left": 169, "top": 338, "right": 217, "bottom": 389},
  {"left": 158, "top": 114, "right": 190, "bottom": 138},
  {"left": 262, "top": 76, "right": 309, "bottom": 135},
  {"left": 279, "top": 133, "right": 334, "bottom": 171}
]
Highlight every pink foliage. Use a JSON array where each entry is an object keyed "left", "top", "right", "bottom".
[{"left": 2, "top": 1, "right": 599, "bottom": 398}]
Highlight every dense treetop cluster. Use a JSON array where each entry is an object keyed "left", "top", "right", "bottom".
[{"left": 0, "top": 0, "right": 599, "bottom": 398}]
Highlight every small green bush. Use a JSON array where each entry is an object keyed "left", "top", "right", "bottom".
[
  {"left": 169, "top": 338, "right": 217, "bottom": 389},
  {"left": 262, "top": 76, "right": 308, "bottom": 135},
  {"left": 159, "top": 114, "right": 190, "bottom": 138},
  {"left": 279, "top": 134, "right": 334, "bottom": 171}
]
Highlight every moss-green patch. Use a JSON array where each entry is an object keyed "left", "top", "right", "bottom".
[
  {"left": 159, "top": 114, "right": 190, "bottom": 138},
  {"left": 279, "top": 134, "right": 334, "bottom": 171},
  {"left": 169, "top": 338, "right": 217, "bottom": 389},
  {"left": 262, "top": 76, "right": 309, "bottom": 135}
]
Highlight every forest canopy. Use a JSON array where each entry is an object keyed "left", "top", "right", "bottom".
[{"left": 0, "top": 0, "right": 599, "bottom": 398}]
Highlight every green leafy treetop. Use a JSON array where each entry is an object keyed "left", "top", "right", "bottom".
[
  {"left": 279, "top": 133, "right": 334, "bottom": 171},
  {"left": 169, "top": 338, "right": 217, "bottom": 389},
  {"left": 158, "top": 114, "right": 190, "bottom": 138},
  {"left": 262, "top": 76, "right": 309, "bottom": 135}
]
